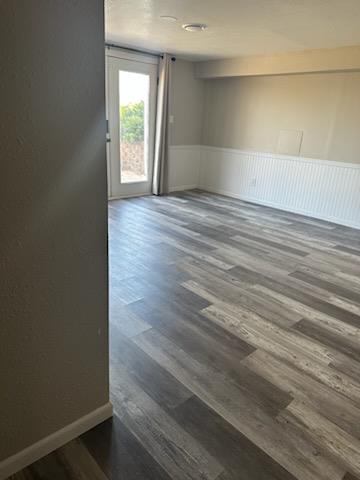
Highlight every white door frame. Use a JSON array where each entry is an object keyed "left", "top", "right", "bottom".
[{"left": 105, "top": 48, "right": 158, "bottom": 199}]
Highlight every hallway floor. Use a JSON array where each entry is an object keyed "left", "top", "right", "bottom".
[{"left": 11, "top": 191, "right": 360, "bottom": 480}]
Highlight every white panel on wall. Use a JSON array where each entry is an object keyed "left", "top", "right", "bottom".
[{"left": 199, "top": 146, "right": 360, "bottom": 229}]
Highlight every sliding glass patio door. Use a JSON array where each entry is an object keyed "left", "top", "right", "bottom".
[{"left": 107, "top": 54, "right": 158, "bottom": 198}]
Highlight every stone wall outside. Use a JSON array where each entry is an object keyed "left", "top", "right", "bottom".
[{"left": 120, "top": 142, "right": 145, "bottom": 175}]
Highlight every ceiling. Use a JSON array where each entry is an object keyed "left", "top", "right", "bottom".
[{"left": 105, "top": 0, "right": 360, "bottom": 61}]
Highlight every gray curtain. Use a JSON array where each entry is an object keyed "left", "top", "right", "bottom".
[{"left": 152, "top": 53, "right": 172, "bottom": 195}]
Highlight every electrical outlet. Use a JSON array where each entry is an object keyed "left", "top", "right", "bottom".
[
  {"left": 250, "top": 177, "right": 257, "bottom": 187},
  {"left": 169, "top": 115, "right": 174, "bottom": 124}
]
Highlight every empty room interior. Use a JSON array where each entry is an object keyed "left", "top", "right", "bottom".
[{"left": 2, "top": 1, "right": 360, "bottom": 479}]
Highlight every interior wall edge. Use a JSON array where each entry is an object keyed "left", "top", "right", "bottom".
[
  {"left": 0, "top": 0, "right": 109, "bottom": 464},
  {"left": 0, "top": 402, "right": 113, "bottom": 480}
]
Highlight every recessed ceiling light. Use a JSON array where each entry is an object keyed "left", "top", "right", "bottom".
[
  {"left": 182, "top": 23, "right": 208, "bottom": 32},
  {"left": 160, "top": 15, "right": 178, "bottom": 22}
]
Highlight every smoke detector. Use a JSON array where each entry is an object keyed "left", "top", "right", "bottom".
[{"left": 182, "top": 23, "right": 208, "bottom": 32}]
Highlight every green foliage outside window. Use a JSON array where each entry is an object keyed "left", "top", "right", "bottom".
[{"left": 120, "top": 101, "right": 144, "bottom": 143}]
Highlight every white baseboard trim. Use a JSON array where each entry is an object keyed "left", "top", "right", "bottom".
[
  {"left": 0, "top": 402, "right": 113, "bottom": 480},
  {"left": 108, "top": 193, "right": 151, "bottom": 200},
  {"left": 169, "top": 184, "right": 198, "bottom": 192}
]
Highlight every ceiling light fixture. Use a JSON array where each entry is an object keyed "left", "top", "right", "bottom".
[
  {"left": 160, "top": 15, "right": 178, "bottom": 22},
  {"left": 182, "top": 23, "right": 207, "bottom": 32}
]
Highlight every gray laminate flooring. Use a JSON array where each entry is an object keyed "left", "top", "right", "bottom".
[{"left": 10, "top": 190, "right": 360, "bottom": 480}]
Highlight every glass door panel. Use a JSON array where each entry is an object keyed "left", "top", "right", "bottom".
[
  {"left": 107, "top": 55, "right": 157, "bottom": 198},
  {"left": 119, "top": 71, "right": 149, "bottom": 184}
]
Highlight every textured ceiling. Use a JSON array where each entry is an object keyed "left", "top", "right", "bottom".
[{"left": 105, "top": 0, "right": 360, "bottom": 61}]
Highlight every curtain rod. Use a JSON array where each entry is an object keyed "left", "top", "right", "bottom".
[{"left": 105, "top": 43, "right": 176, "bottom": 61}]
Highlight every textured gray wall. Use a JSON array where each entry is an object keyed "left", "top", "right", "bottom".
[
  {"left": 0, "top": 0, "right": 109, "bottom": 461},
  {"left": 170, "top": 60, "right": 205, "bottom": 146}
]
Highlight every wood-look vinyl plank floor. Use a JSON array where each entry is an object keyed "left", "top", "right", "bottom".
[{"left": 9, "top": 190, "right": 360, "bottom": 480}]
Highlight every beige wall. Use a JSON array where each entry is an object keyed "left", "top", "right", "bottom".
[
  {"left": 202, "top": 72, "right": 360, "bottom": 163},
  {"left": 170, "top": 59, "right": 204, "bottom": 145},
  {"left": 0, "top": 0, "right": 109, "bottom": 462}
]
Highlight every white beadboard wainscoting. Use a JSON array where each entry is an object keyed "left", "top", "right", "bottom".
[
  {"left": 168, "top": 145, "right": 360, "bottom": 229},
  {"left": 198, "top": 146, "right": 360, "bottom": 229}
]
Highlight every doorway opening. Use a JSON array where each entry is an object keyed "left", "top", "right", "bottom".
[{"left": 107, "top": 52, "right": 158, "bottom": 198}]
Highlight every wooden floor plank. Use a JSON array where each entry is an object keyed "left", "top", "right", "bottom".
[
  {"left": 171, "top": 396, "right": 297, "bottom": 480},
  {"left": 110, "top": 363, "right": 224, "bottom": 480},
  {"left": 286, "top": 400, "right": 360, "bottom": 476},
  {"left": 289, "top": 270, "right": 360, "bottom": 304},
  {"left": 230, "top": 264, "right": 360, "bottom": 327},
  {"left": 201, "top": 302, "right": 360, "bottom": 405},
  {"left": 130, "top": 302, "right": 290, "bottom": 416},
  {"left": 110, "top": 325, "right": 193, "bottom": 410},
  {"left": 82, "top": 416, "right": 173, "bottom": 480},
  {"left": 133, "top": 328, "right": 344, "bottom": 480},
  {"left": 242, "top": 349, "right": 360, "bottom": 439},
  {"left": 293, "top": 318, "right": 360, "bottom": 363}
]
